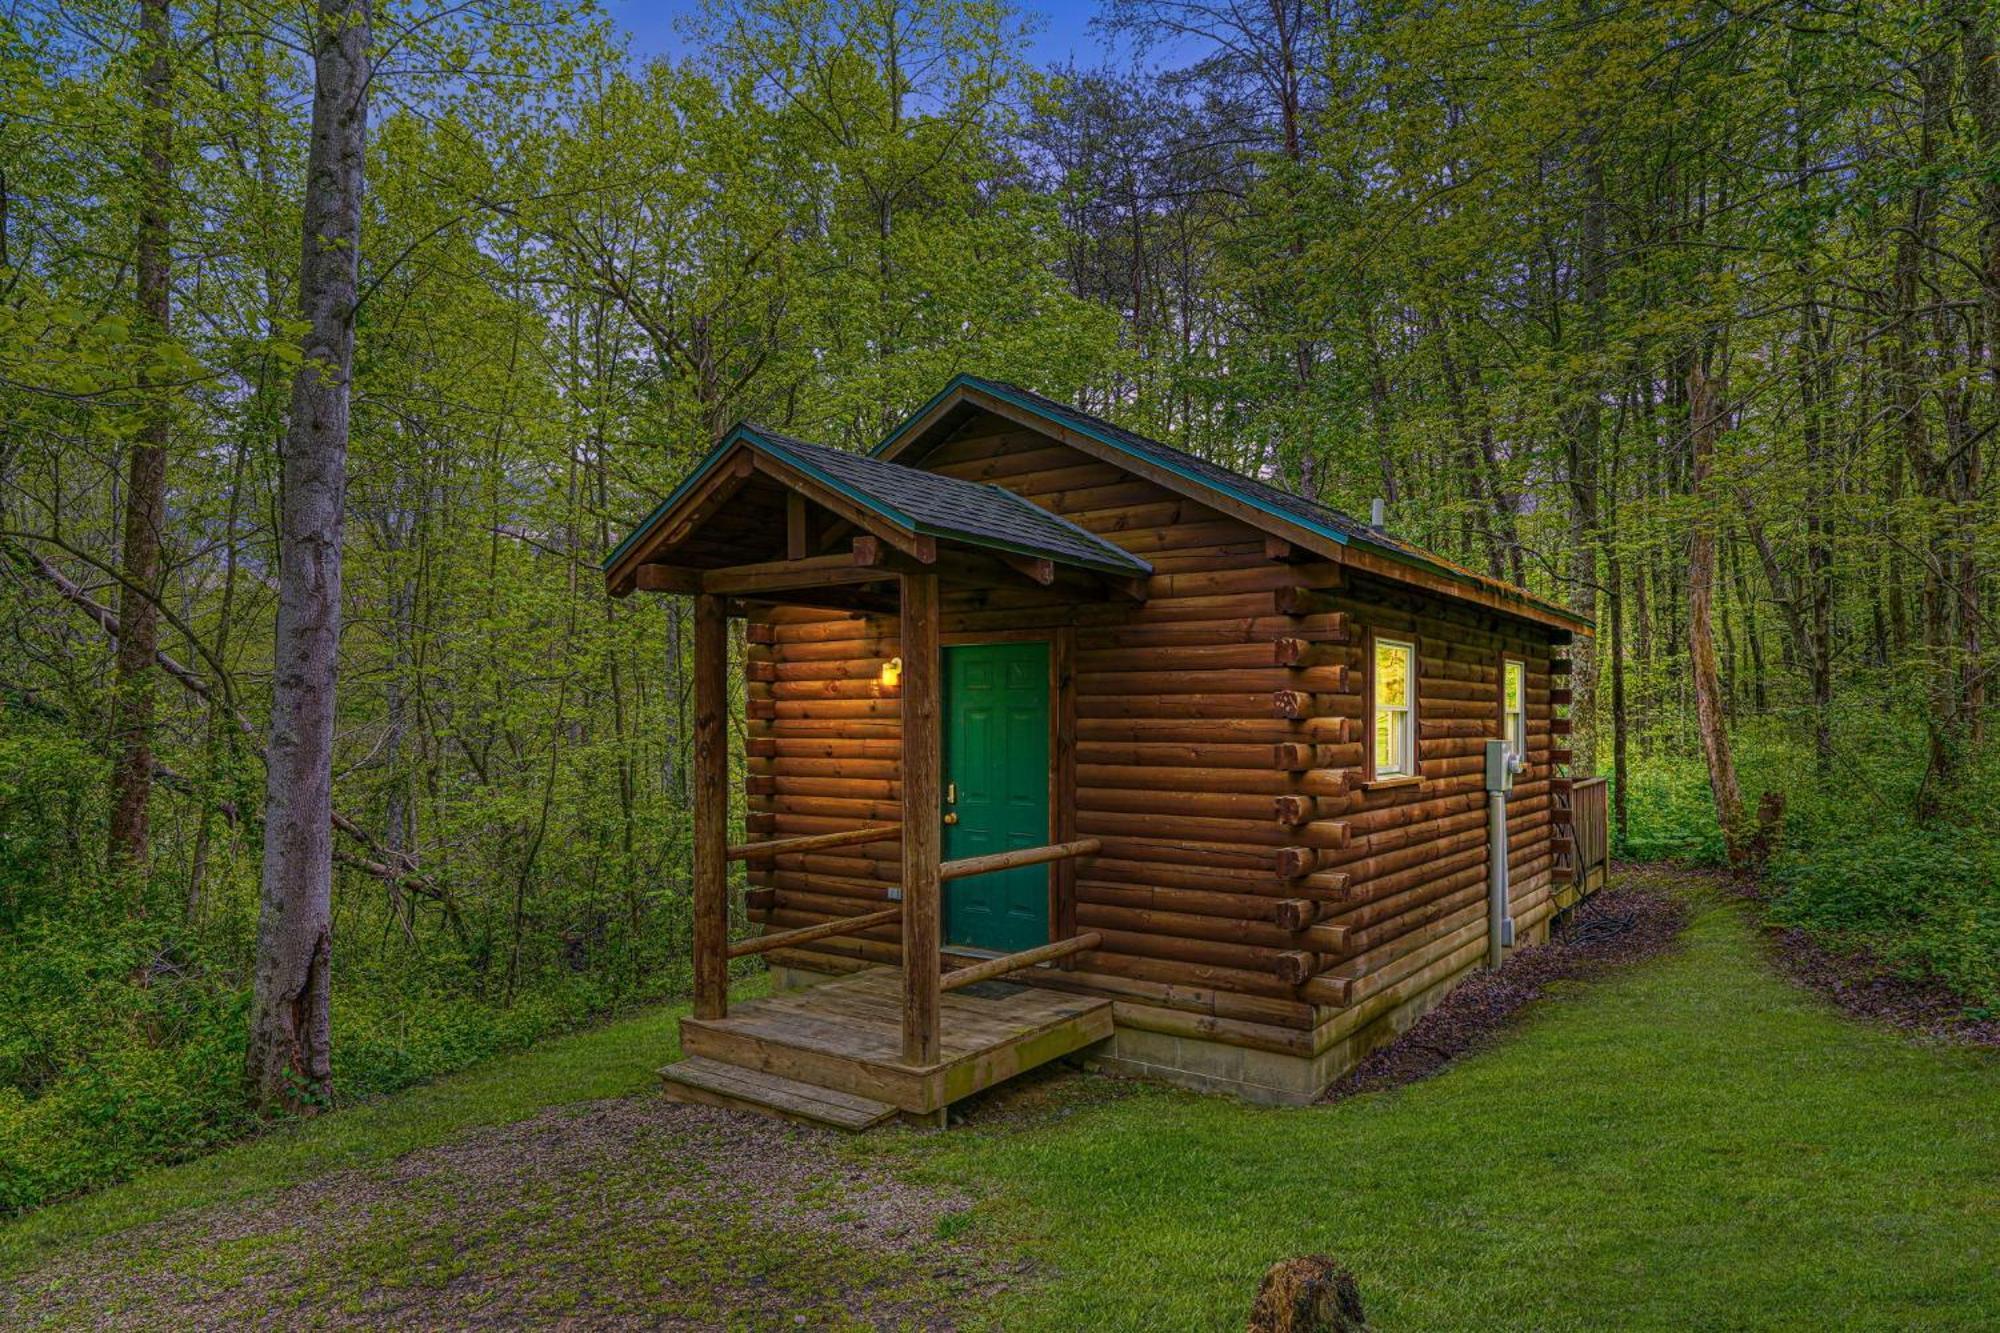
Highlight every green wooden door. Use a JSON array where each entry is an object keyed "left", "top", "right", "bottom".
[{"left": 941, "top": 641, "right": 1051, "bottom": 953}]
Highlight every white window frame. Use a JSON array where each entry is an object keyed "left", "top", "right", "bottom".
[
  {"left": 1502, "top": 657, "right": 1528, "bottom": 764},
  {"left": 1371, "top": 634, "right": 1418, "bottom": 780}
]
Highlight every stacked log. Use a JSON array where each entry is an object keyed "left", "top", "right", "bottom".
[{"left": 739, "top": 422, "right": 1575, "bottom": 1058}]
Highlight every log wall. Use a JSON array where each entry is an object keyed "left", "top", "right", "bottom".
[{"left": 742, "top": 410, "right": 1575, "bottom": 1065}]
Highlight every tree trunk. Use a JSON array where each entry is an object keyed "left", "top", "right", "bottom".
[
  {"left": 1608, "top": 534, "right": 1629, "bottom": 847},
  {"left": 107, "top": 0, "right": 174, "bottom": 894},
  {"left": 1724, "top": 535, "right": 1767, "bottom": 713},
  {"left": 248, "top": 0, "right": 370, "bottom": 1113},
  {"left": 1566, "top": 109, "right": 1608, "bottom": 776},
  {"left": 1788, "top": 32, "right": 1837, "bottom": 772},
  {"left": 1895, "top": 41, "right": 1960, "bottom": 822},
  {"left": 1956, "top": 2, "right": 1995, "bottom": 745},
  {"left": 1687, "top": 361, "right": 1746, "bottom": 865}
]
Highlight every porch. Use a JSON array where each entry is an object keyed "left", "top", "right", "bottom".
[
  {"left": 667, "top": 967, "right": 1113, "bottom": 1128},
  {"left": 611, "top": 424, "right": 1151, "bottom": 1126}
]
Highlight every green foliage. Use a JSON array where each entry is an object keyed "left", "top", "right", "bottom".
[
  {"left": 1763, "top": 719, "right": 2000, "bottom": 1011},
  {"left": 0, "top": 913, "right": 253, "bottom": 1215},
  {"left": 1770, "top": 824, "right": 2000, "bottom": 1010},
  {"left": 2, "top": 0, "right": 1134, "bottom": 1215},
  {"left": 0, "top": 901, "right": 696, "bottom": 1215},
  {"left": 0, "top": 718, "right": 103, "bottom": 916},
  {"left": 1615, "top": 711, "right": 2000, "bottom": 1012},
  {"left": 1613, "top": 757, "right": 1728, "bottom": 864}
]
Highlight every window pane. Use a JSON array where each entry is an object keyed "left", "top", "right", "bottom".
[
  {"left": 1374, "top": 708, "right": 1394, "bottom": 773},
  {"left": 1376, "top": 641, "right": 1410, "bottom": 708},
  {"left": 1504, "top": 662, "right": 1523, "bottom": 713}
]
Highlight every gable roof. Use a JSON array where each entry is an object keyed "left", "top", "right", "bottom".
[
  {"left": 602, "top": 422, "right": 1153, "bottom": 585},
  {"left": 874, "top": 374, "right": 1590, "bottom": 633}
]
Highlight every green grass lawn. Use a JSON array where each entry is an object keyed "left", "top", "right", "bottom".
[
  {"left": 883, "top": 870, "right": 2000, "bottom": 1329},
  {"left": 6, "top": 868, "right": 1997, "bottom": 1330}
]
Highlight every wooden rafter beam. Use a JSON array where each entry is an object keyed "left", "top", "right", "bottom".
[
  {"left": 1099, "top": 573, "right": 1149, "bottom": 603},
  {"left": 664, "top": 452, "right": 757, "bottom": 547},
  {"left": 606, "top": 450, "right": 757, "bottom": 596},
  {"left": 725, "top": 587, "right": 898, "bottom": 617},
  {"left": 701, "top": 552, "right": 887, "bottom": 597},
  {"left": 1000, "top": 553, "right": 1056, "bottom": 586},
  {"left": 633, "top": 564, "right": 702, "bottom": 593},
  {"left": 852, "top": 534, "right": 1117, "bottom": 599},
  {"left": 746, "top": 452, "right": 936, "bottom": 564},
  {"left": 785, "top": 492, "right": 809, "bottom": 561}
]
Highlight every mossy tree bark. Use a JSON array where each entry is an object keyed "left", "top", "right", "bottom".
[
  {"left": 1688, "top": 360, "right": 1745, "bottom": 866},
  {"left": 107, "top": 0, "right": 174, "bottom": 897},
  {"left": 248, "top": 0, "right": 370, "bottom": 1113}
]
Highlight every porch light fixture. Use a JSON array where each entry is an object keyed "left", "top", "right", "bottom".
[{"left": 880, "top": 656, "right": 903, "bottom": 688}]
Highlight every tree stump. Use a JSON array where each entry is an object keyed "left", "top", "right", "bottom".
[
  {"left": 1747, "top": 789, "right": 1787, "bottom": 871},
  {"left": 1247, "top": 1256, "right": 1369, "bottom": 1332}
]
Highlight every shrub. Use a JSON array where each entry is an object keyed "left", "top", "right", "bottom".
[{"left": 1616, "top": 712, "right": 2000, "bottom": 1013}]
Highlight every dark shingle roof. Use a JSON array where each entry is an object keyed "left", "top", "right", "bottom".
[
  {"left": 744, "top": 426, "right": 1150, "bottom": 577},
  {"left": 601, "top": 421, "right": 1152, "bottom": 579}
]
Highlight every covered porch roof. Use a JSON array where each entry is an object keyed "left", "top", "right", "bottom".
[{"left": 603, "top": 422, "right": 1152, "bottom": 600}]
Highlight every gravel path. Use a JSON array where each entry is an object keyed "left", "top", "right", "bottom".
[{"left": 1, "top": 1099, "right": 1010, "bottom": 1330}]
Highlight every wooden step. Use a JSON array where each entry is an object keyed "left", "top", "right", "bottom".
[
  {"left": 659, "top": 1056, "right": 899, "bottom": 1131},
  {"left": 679, "top": 967, "right": 1115, "bottom": 1112}
]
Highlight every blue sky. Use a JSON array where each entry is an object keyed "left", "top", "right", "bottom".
[{"left": 605, "top": 2, "right": 1118, "bottom": 70}]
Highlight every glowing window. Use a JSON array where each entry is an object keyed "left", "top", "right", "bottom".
[
  {"left": 1372, "top": 637, "right": 1416, "bottom": 779},
  {"left": 1503, "top": 658, "right": 1527, "bottom": 762}
]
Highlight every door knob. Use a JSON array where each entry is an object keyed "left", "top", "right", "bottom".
[{"left": 943, "top": 812, "right": 959, "bottom": 825}]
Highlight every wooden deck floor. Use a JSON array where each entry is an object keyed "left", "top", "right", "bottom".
[{"left": 673, "top": 967, "right": 1114, "bottom": 1118}]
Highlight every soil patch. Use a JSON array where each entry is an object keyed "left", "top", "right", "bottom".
[
  {"left": 1, "top": 1098, "right": 1009, "bottom": 1330},
  {"left": 1759, "top": 923, "right": 2000, "bottom": 1048},
  {"left": 1324, "top": 870, "right": 1693, "bottom": 1101}
]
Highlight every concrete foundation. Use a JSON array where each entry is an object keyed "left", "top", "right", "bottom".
[{"left": 1084, "top": 914, "right": 1552, "bottom": 1105}]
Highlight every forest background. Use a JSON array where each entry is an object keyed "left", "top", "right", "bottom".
[{"left": 3, "top": 0, "right": 1995, "bottom": 1213}]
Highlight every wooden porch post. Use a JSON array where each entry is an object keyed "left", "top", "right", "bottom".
[
  {"left": 692, "top": 591, "right": 729, "bottom": 1020},
  {"left": 900, "top": 571, "right": 941, "bottom": 1065}
]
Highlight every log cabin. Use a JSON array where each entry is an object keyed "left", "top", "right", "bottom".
[{"left": 606, "top": 374, "right": 1607, "bottom": 1128}]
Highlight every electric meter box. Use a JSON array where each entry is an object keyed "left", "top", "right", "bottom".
[{"left": 1484, "top": 739, "right": 1517, "bottom": 794}]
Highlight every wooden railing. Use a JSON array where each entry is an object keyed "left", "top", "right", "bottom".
[
  {"left": 728, "top": 824, "right": 899, "bottom": 862},
  {"left": 731, "top": 837, "right": 1101, "bottom": 967},
  {"left": 1571, "top": 776, "right": 1609, "bottom": 891},
  {"left": 939, "top": 838, "right": 1099, "bottom": 882},
  {"left": 728, "top": 904, "right": 901, "bottom": 960},
  {"left": 941, "top": 932, "right": 1103, "bottom": 990}
]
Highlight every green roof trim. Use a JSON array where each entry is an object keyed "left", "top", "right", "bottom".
[
  {"left": 873, "top": 375, "right": 1348, "bottom": 550},
  {"left": 603, "top": 426, "right": 762, "bottom": 573}
]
